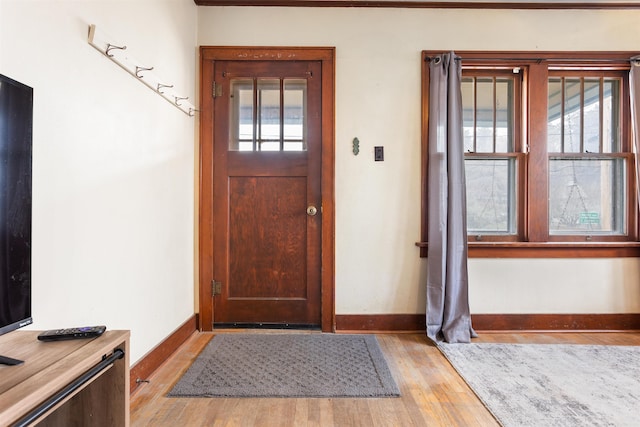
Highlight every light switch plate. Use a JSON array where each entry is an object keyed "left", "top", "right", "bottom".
[{"left": 374, "top": 146, "right": 384, "bottom": 161}]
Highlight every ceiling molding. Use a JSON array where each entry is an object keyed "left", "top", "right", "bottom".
[{"left": 193, "top": 0, "right": 640, "bottom": 10}]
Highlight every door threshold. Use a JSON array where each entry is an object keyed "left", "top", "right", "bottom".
[{"left": 214, "top": 323, "right": 321, "bottom": 331}]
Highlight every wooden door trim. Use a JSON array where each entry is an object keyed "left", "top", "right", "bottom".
[{"left": 198, "top": 46, "right": 336, "bottom": 332}]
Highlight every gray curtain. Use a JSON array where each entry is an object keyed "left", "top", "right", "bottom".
[
  {"left": 426, "top": 52, "right": 476, "bottom": 344},
  {"left": 631, "top": 58, "right": 640, "bottom": 207}
]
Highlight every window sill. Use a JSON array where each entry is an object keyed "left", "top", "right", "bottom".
[{"left": 415, "top": 241, "right": 640, "bottom": 258}]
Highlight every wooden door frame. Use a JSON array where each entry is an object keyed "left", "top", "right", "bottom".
[{"left": 198, "top": 46, "right": 335, "bottom": 332}]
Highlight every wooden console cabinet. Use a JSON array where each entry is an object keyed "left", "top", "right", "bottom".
[{"left": 0, "top": 330, "right": 130, "bottom": 426}]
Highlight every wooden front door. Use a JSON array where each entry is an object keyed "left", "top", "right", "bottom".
[{"left": 199, "top": 48, "right": 335, "bottom": 331}]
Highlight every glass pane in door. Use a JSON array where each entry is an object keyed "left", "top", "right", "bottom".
[
  {"left": 230, "top": 79, "right": 254, "bottom": 151},
  {"left": 284, "top": 79, "right": 307, "bottom": 151},
  {"left": 258, "top": 79, "right": 280, "bottom": 151}
]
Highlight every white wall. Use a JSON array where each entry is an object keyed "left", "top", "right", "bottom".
[
  {"left": 198, "top": 6, "right": 640, "bottom": 315},
  {"left": 1, "top": 0, "right": 198, "bottom": 364}
]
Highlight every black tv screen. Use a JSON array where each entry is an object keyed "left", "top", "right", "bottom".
[{"left": 0, "top": 74, "right": 33, "bottom": 338}]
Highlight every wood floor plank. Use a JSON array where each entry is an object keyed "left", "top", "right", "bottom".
[{"left": 131, "top": 331, "right": 640, "bottom": 426}]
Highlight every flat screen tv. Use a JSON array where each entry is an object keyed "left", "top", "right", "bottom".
[{"left": 0, "top": 74, "right": 33, "bottom": 366}]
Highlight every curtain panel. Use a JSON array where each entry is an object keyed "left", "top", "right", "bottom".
[{"left": 425, "top": 52, "right": 476, "bottom": 344}]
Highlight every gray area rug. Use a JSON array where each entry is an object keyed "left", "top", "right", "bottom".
[
  {"left": 168, "top": 334, "right": 400, "bottom": 398},
  {"left": 439, "top": 343, "right": 640, "bottom": 427}
]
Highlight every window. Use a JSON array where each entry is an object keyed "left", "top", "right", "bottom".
[
  {"left": 420, "top": 52, "right": 640, "bottom": 258},
  {"left": 462, "top": 71, "right": 524, "bottom": 241},
  {"left": 547, "top": 74, "right": 627, "bottom": 238},
  {"left": 229, "top": 78, "right": 307, "bottom": 151}
]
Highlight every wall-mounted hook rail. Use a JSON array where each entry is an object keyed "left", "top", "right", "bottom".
[{"left": 88, "top": 24, "right": 197, "bottom": 117}]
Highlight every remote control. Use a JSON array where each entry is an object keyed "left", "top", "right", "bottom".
[{"left": 37, "top": 325, "right": 106, "bottom": 342}]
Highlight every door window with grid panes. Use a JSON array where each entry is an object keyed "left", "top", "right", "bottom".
[{"left": 229, "top": 79, "right": 307, "bottom": 152}]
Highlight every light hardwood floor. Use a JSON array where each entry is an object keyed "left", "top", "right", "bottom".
[{"left": 130, "top": 331, "right": 640, "bottom": 426}]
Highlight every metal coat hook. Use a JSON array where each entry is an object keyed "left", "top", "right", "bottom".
[
  {"left": 106, "top": 43, "right": 126, "bottom": 57},
  {"left": 174, "top": 96, "right": 188, "bottom": 106},
  {"left": 135, "top": 66, "right": 154, "bottom": 79},
  {"left": 156, "top": 83, "right": 173, "bottom": 94}
]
